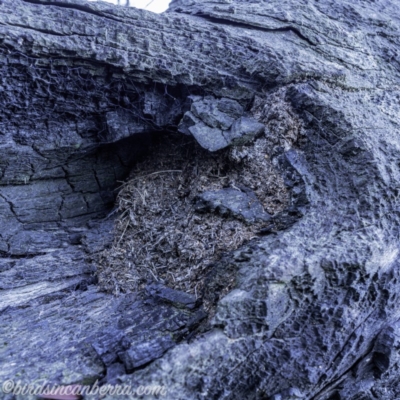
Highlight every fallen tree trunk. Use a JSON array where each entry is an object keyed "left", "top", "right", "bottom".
[{"left": 1, "top": 0, "right": 400, "bottom": 399}]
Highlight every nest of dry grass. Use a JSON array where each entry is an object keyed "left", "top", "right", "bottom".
[{"left": 96, "top": 129, "right": 290, "bottom": 297}]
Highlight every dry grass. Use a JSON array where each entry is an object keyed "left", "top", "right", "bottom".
[
  {"left": 96, "top": 130, "right": 290, "bottom": 297},
  {"left": 252, "top": 88, "right": 303, "bottom": 152}
]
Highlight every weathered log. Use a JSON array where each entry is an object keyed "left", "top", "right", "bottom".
[{"left": 1, "top": 0, "right": 400, "bottom": 399}]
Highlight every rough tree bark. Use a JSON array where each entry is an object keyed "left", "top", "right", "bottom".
[{"left": 1, "top": 0, "right": 400, "bottom": 399}]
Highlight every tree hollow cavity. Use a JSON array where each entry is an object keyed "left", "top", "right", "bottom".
[{"left": 97, "top": 90, "right": 308, "bottom": 301}]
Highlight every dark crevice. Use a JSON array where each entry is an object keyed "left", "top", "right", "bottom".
[
  {"left": 0, "top": 21, "right": 95, "bottom": 38},
  {"left": 58, "top": 195, "right": 65, "bottom": 222},
  {"left": 0, "top": 193, "right": 23, "bottom": 224},
  {"left": 20, "top": 0, "right": 122, "bottom": 24},
  {"left": 310, "top": 338, "right": 378, "bottom": 400},
  {"left": 193, "top": 12, "right": 316, "bottom": 47},
  {"left": 322, "top": 308, "right": 378, "bottom": 379},
  {"left": 0, "top": 249, "right": 47, "bottom": 259},
  {"left": 93, "top": 168, "right": 102, "bottom": 191}
]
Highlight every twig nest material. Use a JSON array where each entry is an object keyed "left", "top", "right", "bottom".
[{"left": 97, "top": 130, "right": 289, "bottom": 296}]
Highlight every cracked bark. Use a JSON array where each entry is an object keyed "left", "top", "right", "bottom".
[{"left": 1, "top": 0, "right": 400, "bottom": 399}]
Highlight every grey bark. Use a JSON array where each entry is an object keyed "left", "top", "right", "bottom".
[{"left": 1, "top": 0, "right": 400, "bottom": 399}]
